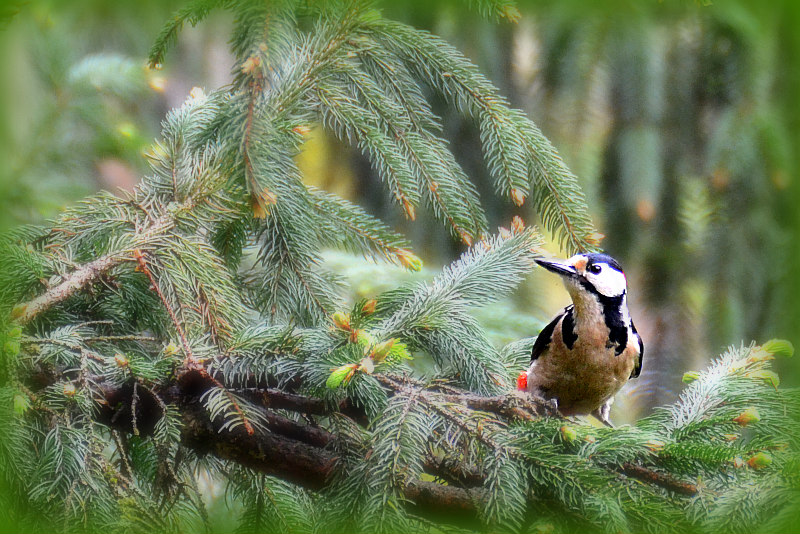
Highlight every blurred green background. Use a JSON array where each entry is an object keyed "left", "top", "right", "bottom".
[{"left": 0, "top": 0, "right": 797, "bottom": 423}]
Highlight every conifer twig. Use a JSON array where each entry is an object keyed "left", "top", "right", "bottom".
[
  {"left": 13, "top": 253, "right": 120, "bottom": 323},
  {"left": 617, "top": 463, "right": 698, "bottom": 496},
  {"left": 134, "top": 248, "right": 194, "bottom": 363},
  {"left": 13, "top": 213, "right": 176, "bottom": 324}
]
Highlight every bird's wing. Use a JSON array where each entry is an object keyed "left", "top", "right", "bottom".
[
  {"left": 531, "top": 305, "right": 572, "bottom": 362},
  {"left": 629, "top": 320, "right": 644, "bottom": 378}
]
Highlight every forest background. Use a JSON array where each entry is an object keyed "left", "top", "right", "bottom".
[
  {"left": 0, "top": 0, "right": 798, "bottom": 530},
  {"left": 2, "top": 0, "right": 797, "bottom": 406}
]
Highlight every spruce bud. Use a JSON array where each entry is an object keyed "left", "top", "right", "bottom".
[
  {"left": 747, "top": 452, "right": 772, "bottom": 469},
  {"left": 361, "top": 299, "right": 377, "bottom": 315},
  {"left": 348, "top": 329, "right": 362, "bottom": 344},
  {"left": 682, "top": 371, "right": 700, "bottom": 384},
  {"left": 396, "top": 249, "right": 423, "bottom": 271},
  {"left": 292, "top": 125, "right": 311, "bottom": 136},
  {"left": 510, "top": 188, "right": 526, "bottom": 206},
  {"left": 241, "top": 55, "right": 261, "bottom": 74},
  {"left": 746, "top": 348, "right": 774, "bottom": 363},
  {"left": 745, "top": 370, "right": 780, "bottom": 389},
  {"left": 332, "top": 312, "right": 351, "bottom": 330},
  {"left": 761, "top": 339, "right": 794, "bottom": 358},
  {"left": 644, "top": 439, "right": 666, "bottom": 452},
  {"left": 560, "top": 425, "right": 578, "bottom": 443},
  {"left": 370, "top": 339, "right": 396, "bottom": 362},
  {"left": 13, "top": 394, "right": 30, "bottom": 415},
  {"left": 585, "top": 232, "right": 605, "bottom": 246},
  {"left": 402, "top": 198, "right": 416, "bottom": 220},
  {"left": 733, "top": 407, "right": 760, "bottom": 426},
  {"left": 114, "top": 353, "right": 129, "bottom": 368},
  {"left": 326, "top": 364, "right": 358, "bottom": 389},
  {"left": 501, "top": 4, "right": 521, "bottom": 22},
  {"left": 10, "top": 304, "right": 27, "bottom": 320}
]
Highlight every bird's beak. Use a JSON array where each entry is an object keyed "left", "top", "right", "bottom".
[{"left": 535, "top": 258, "right": 578, "bottom": 279}]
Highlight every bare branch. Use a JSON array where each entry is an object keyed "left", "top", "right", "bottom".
[
  {"left": 13, "top": 214, "right": 176, "bottom": 324},
  {"left": 13, "top": 254, "right": 121, "bottom": 323}
]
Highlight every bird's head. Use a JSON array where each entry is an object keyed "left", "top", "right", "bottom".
[{"left": 535, "top": 253, "right": 627, "bottom": 299}]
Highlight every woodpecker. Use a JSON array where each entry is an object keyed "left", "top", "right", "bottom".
[{"left": 525, "top": 253, "right": 643, "bottom": 426}]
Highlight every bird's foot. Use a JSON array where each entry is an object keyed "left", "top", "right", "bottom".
[
  {"left": 544, "top": 397, "right": 559, "bottom": 417},
  {"left": 591, "top": 406, "right": 614, "bottom": 428}
]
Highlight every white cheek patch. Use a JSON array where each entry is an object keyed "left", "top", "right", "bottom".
[{"left": 586, "top": 268, "right": 627, "bottom": 297}]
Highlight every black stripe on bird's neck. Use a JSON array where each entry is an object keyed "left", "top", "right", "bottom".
[
  {"left": 576, "top": 278, "right": 629, "bottom": 355},
  {"left": 598, "top": 291, "right": 628, "bottom": 355},
  {"left": 562, "top": 305, "right": 577, "bottom": 349}
]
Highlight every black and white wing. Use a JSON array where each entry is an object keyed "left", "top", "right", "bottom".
[
  {"left": 531, "top": 305, "right": 573, "bottom": 362},
  {"left": 629, "top": 320, "right": 644, "bottom": 378}
]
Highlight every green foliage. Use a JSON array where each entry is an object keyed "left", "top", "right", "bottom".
[{"left": 0, "top": 1, "right": 797, "bottom": 534}]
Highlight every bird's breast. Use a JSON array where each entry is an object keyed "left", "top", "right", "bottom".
[{"left": 527, "top": 315, "right": 639, "bottom": 415}]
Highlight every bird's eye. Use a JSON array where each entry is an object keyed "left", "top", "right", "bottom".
[{"left": 588, "top": 264, "right": 602, "bottom": 274}]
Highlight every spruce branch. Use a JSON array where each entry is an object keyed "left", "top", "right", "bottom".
[
  {"left": 308, "top": 187, "right": 411, "bottom": 266},
  {"left": 3, "top": 3, "right": 796, "bottom": 532},
  {"left": 84, "top": 366, "right": 705, "bottom": 520},
  {"left": 12, "top": 212, "right": 177, "bottom": 324},
  {"left": 368, "top": 19, "right": 597, "bottom": 252},
  {"left": 332, "top": 57, "right": 487, "bottom": 242},
  {"left": 147, "top": 0, "right": 227, "bottom": 68},
  {"left": 7, "top": 336, "right": 797, "bottom": 532},
  {"left": 133, "top": 248, "right": 194, "bottom": 362},
  {"left": 13, "top": 253, "right": 121, "bottom": 324}
]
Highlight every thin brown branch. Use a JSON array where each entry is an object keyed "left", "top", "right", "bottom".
[
  {"left": 134, "top": 248, "right": 194, "bottom": 362},
  {"left": 376, "top": 374, "right": 552, "bottom": 422},
  {"left": 21, "top": 337, "right": 116, "bottom": 370},
  {"left": 13, "top": 214, "right": 175, "bottom": 324},
  {"left": 618, "top": 462, "right": 698, "bottom": 496},
  {"left": 13, "top": 254, "right": 120, "bottom": 323}
]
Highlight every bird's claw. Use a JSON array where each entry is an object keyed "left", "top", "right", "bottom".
[
  {"left": 591, "top": 404, "right": 614, "bottom": 428},
  {"left": 545, "top": 397, "right": 559, "bottom": 416}
]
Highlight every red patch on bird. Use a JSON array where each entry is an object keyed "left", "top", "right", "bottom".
[{"left": 516, "top": 371, "right": 528, "bottom": 391}]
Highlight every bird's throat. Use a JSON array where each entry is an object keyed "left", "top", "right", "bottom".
[{"left": 568, "top": 288, "right": 630, "bottom": 355}]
